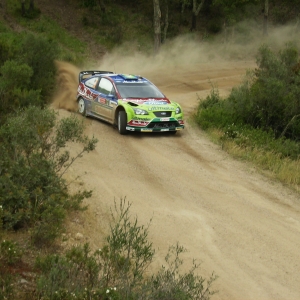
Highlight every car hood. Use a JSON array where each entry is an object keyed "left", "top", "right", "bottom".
[{"left": 123, "top": 98, "right": 171, "bottom": 106}]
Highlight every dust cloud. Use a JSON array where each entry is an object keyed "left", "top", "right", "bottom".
[
  {"left": 97, "top": 23, "right": 300, "bottom": 74},
  {"left": 51, "top": 61, "right": 80, "bottom": 112},
  {"left": 51, "top": 23, "right": 300, "bottom": 111}
]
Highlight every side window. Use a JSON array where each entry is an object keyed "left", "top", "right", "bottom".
[
  {"left": 98, "top": 78, "right": 114, "bottom": 95},
  {"left": 85, "top": 77, "right": 99, "bottom": 89}
]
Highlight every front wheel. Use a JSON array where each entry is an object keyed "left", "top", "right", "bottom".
[
  {"left": 118, "top": 111, "right": 127, "bottom": 135},
  {"left": 78, "top": 98, "right": 87, "bottom": 116}
]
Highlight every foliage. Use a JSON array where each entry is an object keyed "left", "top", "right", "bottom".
[
  {"left": 146, "top": 243, "right": 217, "bottom": 300},
  {"left": 195, "top": 43, "right": 300, "bottom": 189},
  {"left": 196, "top": 87, "right": 234, "bottom": 130},
  {"left": 35, "top": 199, "right": 216, "bottom": 300},
  {"left": 0, "top": 273, "right": 15, "bottom": 300},
  {"left": 0, "top": 32, "right": 62, "bottom": 123},
  {"left": 102, "top": 198, "right": 154, "bottom": 298},
  {"left": 0, "top": 239, "right": 22, "bottom": 265},
  {"left": 197, "top": 43, "right": 300, "bottom": 143},
  {"left": 212, "top": 0, "right": 259, "bottom": 25},
  {"left": 230, "top": 43, "right": 300, "bottom": 140},
  {"left": 0, "top": 106, "right": 97, "bottom": 245}
]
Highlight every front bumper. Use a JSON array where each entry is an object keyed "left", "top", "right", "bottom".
[{"left": 126, "top": 118, "right": 184, "bottom": 132}]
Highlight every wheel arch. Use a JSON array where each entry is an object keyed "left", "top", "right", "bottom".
[{"left": 114, "top": 105, "right": 127, "bottom": 126}]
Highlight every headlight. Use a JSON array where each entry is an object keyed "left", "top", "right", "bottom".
[
  {"left": 133, "top": 108, "right": 149, "bottom": 115},
  {"left": 175, "top": 106, "right": 181, "bottom": 114}
]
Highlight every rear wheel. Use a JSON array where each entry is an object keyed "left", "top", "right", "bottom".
[
  {"left": 118, "top": 111, "right": 127, "bottom": 135},
  {"left": 78, "top": 98, "right": 87, "bottom": 116}
]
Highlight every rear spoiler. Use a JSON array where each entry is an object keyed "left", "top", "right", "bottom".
[{"left": 79, "top": 70, "right": 114, "bottom": 83}]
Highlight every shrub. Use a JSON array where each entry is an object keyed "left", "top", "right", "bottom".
[
  {"left": 0, "top": 239, "right": 22, "bottom": 265},
  {"left": 19, "top": 33, "right": 59, "bottom": 102},
  {"left": 35, "top": 199, "right": 217, "bottom": 300},
  {"left": 196, "top": 88, "right": 235, "bottom": 130},
  {"left": 0, "top": 273, "right": 15, "bottom": 300},
  {"left": 145, "top": 243, "right": 217, "bottom": 300},
  {"left": 0, "top": 106, "right": 97, "bottom": 245},
  {"left": 197, "top": 43, "right": 300, "bottom": 143},
  {"left": 228, "top": 43, "right": 300, "bottom": 140},
  {"left": 0, "top": 60, "right": 42, "bottom": 119}
]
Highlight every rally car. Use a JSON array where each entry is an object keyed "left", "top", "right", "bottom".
[{"left": 76, "top": 70, "right": 185, "bottom": 135}]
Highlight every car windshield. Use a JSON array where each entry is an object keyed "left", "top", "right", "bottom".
[{"left": 115, "top": 82, "right": 165, "bottom": 98}]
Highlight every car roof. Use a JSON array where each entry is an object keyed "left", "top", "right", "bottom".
[{"left": 103, "top": 73, "right": 149, "bottom": 84}]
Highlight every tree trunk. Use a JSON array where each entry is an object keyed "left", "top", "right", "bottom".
[
  {"left": 153, "top": 0, "right": 161, "bottom": 54},
  {"left": 29, "top": 0, "right": 34, "bottom": 11},
  {"left": 263, "top": 0, "right": 269, "bottom": 36},
  {"left": 21, "top": 0, "right": 26, "bottom": 16},
  {"left": 190, "top": 0, "right": 205, "bottom": 32},
  {"left": 97, "top": 0, "right": 106, "bottom": 13},
  {"left": 162, "top": 4, "right": 168, "bottom": 44}
]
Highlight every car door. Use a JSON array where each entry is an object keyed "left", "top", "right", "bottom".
[
  {"left": 92, "top": 78, "right": 116, "bottom": 122},
  {"left": 83, "top": 77, "right": 100, "bottom": 113}
]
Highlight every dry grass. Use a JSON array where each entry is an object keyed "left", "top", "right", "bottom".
[{"left": 206, "top": 128, "right": 300, "bottom": 193}]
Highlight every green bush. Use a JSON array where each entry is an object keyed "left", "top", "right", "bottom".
[
  {"left": 0, "top": 60, "right": 42, "bottom": 119},
  {"left": 35, "top": 199, "right": 216, "bottom": 300},
  {"left": 197, "top": 43, "right": 300, "bottom": 144},
  {"left": 0, "top": 106, "right": 97, "bottom": 245},
  {"left": 0, "top": 239, "right": 22, "bottom": 265},
  {"left": 228, "top": 43, "right": 300, "bottom": 140},
  {"left": 146, "top": 243, "right": 217, "bottom": 300},
  {"left": 19, "top": 33, "right": 59, "bottom": 102},
  {"left": 0, "top": 32, "right": 62, "bottom": 122},
  {"left": 196, "top": 88, "right": 235, "bottom": 130},
  {"left": 0, "top": 273, "right": 15, "bottom": 300}
]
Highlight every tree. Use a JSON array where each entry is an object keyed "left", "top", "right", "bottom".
[
  {"left": 21, "top": 0, "right": 26, "bottom": 16},
  {"left": 20, "top": 0, "right": 37, "bottom": 17},
  {"left": 212, "top": 0, "right": 259, "bottom": 41},
  {"left": 191, "top": 0, "right": 205, "bottom": 31},
  {"left": 153, "top": 0, "right": 161, "bottom": 54},
  {"left": 263, "top": 0, "right": 269, "bottom": 36},
  {"left": 29, "top": 0, "right": 34, "bottom": 12}
]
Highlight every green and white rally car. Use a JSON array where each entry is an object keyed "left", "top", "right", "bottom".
[{"left": 76, "top": 71, "right": 185, "bottom": 134}]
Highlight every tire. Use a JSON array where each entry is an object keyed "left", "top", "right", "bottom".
[
  {"left": 78, "top": 98, "right": 87, "bottom": 116},
  {"left": 169, "top": 130, "right": 177, "bottom": 135},
  {"left": 118, "top": 111, "right": 127, "bottom": 135}
]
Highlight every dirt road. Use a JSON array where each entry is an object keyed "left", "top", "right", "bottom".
[{"left": 54, "top": 59, "right": 300, "bottom": 300}]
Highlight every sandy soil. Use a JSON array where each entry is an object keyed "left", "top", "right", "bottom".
[{"left": 53, "top": 59, "right": 300, "bottom": 300}]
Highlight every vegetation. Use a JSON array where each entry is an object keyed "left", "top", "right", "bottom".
[
  {"left": 0, "top": 106, "right": 97, "bottom": 244},
  {"left": 195, "top": 43, "right": 300, "bottom": 190},
  {"left": 33, "top": 199, "right": 216, "bottom": 300},
  {"left": 1, "top": 199, "right": 216, "bottom": 299},
  {"left": 0, "top": 0, "right": 300, "bottom": 299}
]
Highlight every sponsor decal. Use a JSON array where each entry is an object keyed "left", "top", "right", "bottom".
[
  {"left": 78, "top": 84, "right": 97, "bottom": 100},
  {"left": 128, "top": 120, "right": 150, "bottom": 127},
  {"left": 133, "top": 117, "right": 152, "bottom": 121},
  {"left": 144, "top": 101, "right": 168, "bottom": 105},
  {"left": 148, "top": 106, "right": 175, "bottom": 111},
  {"left": 99, "top": 97, "right": 106, "bottom": 104}
]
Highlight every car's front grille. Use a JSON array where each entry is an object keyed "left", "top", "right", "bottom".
[
  {"left": 153, "top": 111, "right": 172, "bottom": 117},
  {"left": 147, "top": 121, "right": 178, "bottom": 129}
]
